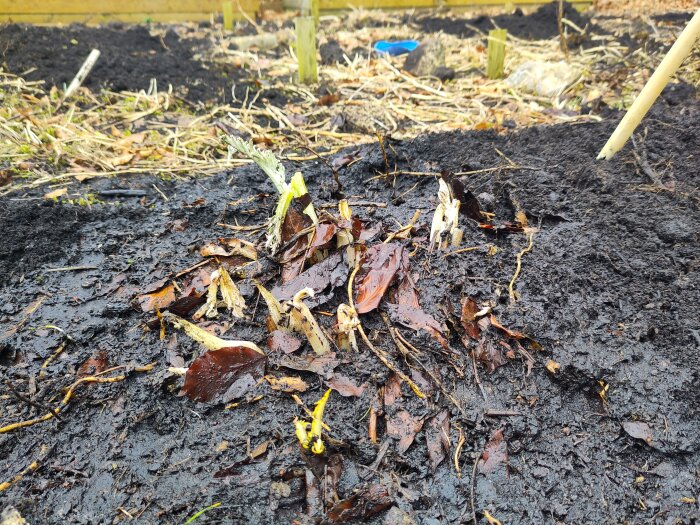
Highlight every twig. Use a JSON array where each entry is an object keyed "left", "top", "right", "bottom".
[
  {"left": 508, "top": 232, "right": 535, "bottom": 303},
  {"left": 5, "top": 380, "right": 63, "bottom": 421},
  {"left": 0, "top": 363, "right": 155, "bottom": 434},
  {"left": 347, "top": 265, "right": 425, "bottom": 399},
  {"left": 0, "top": 444, "right": 52, "bottom": 492}
]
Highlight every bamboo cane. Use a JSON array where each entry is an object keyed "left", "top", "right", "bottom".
[{"left": 597, "top": 9, "right": 700, "bottom": 160}]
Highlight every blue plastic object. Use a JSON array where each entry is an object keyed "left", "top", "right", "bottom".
[{"left": 373, "top": 40, "right": 420, "bottom": 56}]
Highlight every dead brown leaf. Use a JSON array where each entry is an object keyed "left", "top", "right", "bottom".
[
  {"left": 267, "top": 330, "right": 302, "bottom": 354},
  {"left": 137, "top": 283, "right": 176, "bottom": 312},
  {"left": 426, "top": 410, "right": 450, "bottom": 472},
  {"left": 478, "top": 428, "right": 508, "bottom": 475},
  {"left": 354, "top": 243, "right": 403, "bottom": 314},
  {"left": 180, "top": 346, "right": 266, "bottom": 403},
  {"left": 460, "top": 297, "right": 481, "bottom": 340},
  {"left": 327, "top": 375, "right": 367, "bottom": 397},
  {"left": 386, "top": 410, "right": 424, "bottom": 453},
  {"left": 622, "top": 421, "right": 653, "bottom": 445},
  {"left": 326, "top": 484, "right": 393, "bottom": 523},
  {"left": 77, "top": 350, "right": 109, "bottom": 377}
]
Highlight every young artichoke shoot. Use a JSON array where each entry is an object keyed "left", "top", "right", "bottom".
[
  {"left": 295, "top": 388, "right": 332, "bottom": 454},
  {"left": 336, "top": 303, "right": 359, "bottom": 352},
  {"left": 430, "top": 179, "right": 461, "bottom": 251},
  {"left": 289, "top": 288, "right": 331, "bottom": 355},
  {"left": 194, "top": 267, "right": 246, "bottom": 320},
  {"left": 336, "top": 200, "right": 357, "bottom": 265},
  {"left": 218, "top": 266, "right": 246, "bottom": 318},
  {"left": 254, "top": 281, "right": 287, "bottom": 329},
  {"left": 226, "top": 136, "right": 287, "bottom": 194},
  {"left": 226, "top": 136, "right": 318, "bottom": 252}
]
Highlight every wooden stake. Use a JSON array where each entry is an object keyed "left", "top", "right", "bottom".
[
  {"left": 223, "top": 0, "right": 234, "bottom": 30},
  {"left": 486, "top": 29, "right": 507, "bottom": 80},
  {"left": 63, "top": 49, "right": 100, "bottom": 100},
  {"left": 295, "top": 16, "right": 318, "bottom": 85},
  {"left": 597, "top": 9, "right": 700, "bottom": 160}
]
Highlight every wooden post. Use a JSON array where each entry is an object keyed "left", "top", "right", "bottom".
[
  {"left": 222, "top": 0, "right": 234, "bottom": 30},
  {"left": 295, "top": 16, "right": 318, "bottom": 85},
  {"left": 486, "top": 29, "right": 507, "bottom": 80}
]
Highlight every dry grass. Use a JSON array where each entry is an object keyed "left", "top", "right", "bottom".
[{"left": 0, "top": 8, "right": 697, "bottom": 196}]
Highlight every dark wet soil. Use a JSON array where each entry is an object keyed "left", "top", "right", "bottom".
[
  {"left": 1, "top": 95, "right": 699, "bottom": 524},
  {"left": 0, "top": 24, "right": 248, "bottom": 103},
  {"left": 418, "top": 1, "right": 595, "bottom": 41}
]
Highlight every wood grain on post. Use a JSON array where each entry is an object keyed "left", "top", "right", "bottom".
[
  {"left": 295, "top": 16, "right": 318, "bottom": 85},
  {"left": 222, "top": 0, "right": 234, "bottom": 29},
  {"left": 487, "top": 28, "right": 507, "bottom": 80}
]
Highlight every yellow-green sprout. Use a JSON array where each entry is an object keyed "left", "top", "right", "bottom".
[
  {"left": 295, "top": 388, "right": 332, "bottom": 454},
  {"left": 226, "top": 136, "right": 317, "bottom": 251}
]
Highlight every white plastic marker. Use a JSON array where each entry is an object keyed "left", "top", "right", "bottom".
[
  {"left": 63, "top": 49, "right": 101, "bottom": 100},
  {"left": 597, "top": 9, "right": 700, "bottom": 160}
]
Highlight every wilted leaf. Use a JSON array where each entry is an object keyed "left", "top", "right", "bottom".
[
  {"left": 137, "top": 282, "right": 176, "bottom": 312},
  {"left": 460, "top": 297, "right": 481, "bottom": 340},
  {"left": 622, "top": 421, "right": 653, "bottom": 445},
  {"left": 384, "top": 304, "right": 448, "bottom": 349},
  {"left": 354, "top": 243, "right": 403, "bottom": 314},
  {"left": 386, "top": 410, "right": 424, "bottom": 453},
  {"left": 426, "top": 410, "right": 450, "bottom": 472},
  {"left": 478, "top": 428, "right": 507, "bottom": 475},
  {"left": 180, "top": 346, "right": 266, "bottom": 403},
  {"left": 77, "top": 350, "right": 109, "bottom": 377},
  {"left": 267, "top": 330, "right": 302, "bottom": 354},
  {"left": 308, "top": 222, "right": 338, "bottom": 257},
  {"left": 327, "top": 375, "right": 367, "bottom": 397},
  {"left": 250, "top": 440, "right": 270, "bottom": 459},
  {"left": 326, "top": 484, "right": 393, "bottom": 523},
  {"left": 266, "top": 375, "right": 308, "bottom": 393},
  {"left": 272, "top": 251, "right": 348, "bottom": 308}
]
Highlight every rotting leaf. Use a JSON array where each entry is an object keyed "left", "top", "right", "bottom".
[
  {"left": 138, "top": 282, "right": 176, "bottom": 313},
  {"left": 354, "top": 243, "right": 403, "bottom": 314},
  {"left": 180, "top": 346, "right": 266, "bottom": 403},
  {"left": 267, "top": 329, "right": 302, "bottom": 354},
  {"left": 326, "top": 484, "right": 393, "bottom": 523},
  {"left": 460, "top": 297, "right": 481, "bottom": 340},
  {"left": 489, "top": 314, "right": 542, "bottom": 350},
  {"left": 426, "top": 410, "right": 450, "bottom": 472},
  {"left": 386, "top": 409, "right": 424, "bottom": 454},
  {"left": 475, "top": 339, "right": 508, "bottom": 373},
  {"left": 308, "top": 222, "right": 338, "bottom": 258},
  {"left": 265, "top": 375, "right": 308, "bottom": 393},
  {"left": 384, "top": 304, "right": 448, "bottom": 349},
  {"left": 383, "top": 374, "right": 402, "bottom": 406},
  {"left": 622, "top": 421, "right": 653, "bottom": 445},
  {"left": 279, "top": 352, "right": 340, "bottom": 379},
  {"left": 443, "top": 171, "right": 482, "bottom": 222},
  {"left": 327, "top": 375, "right": 367, "bottom": 397},
  {"left": 272, "top": 251, "right": 348, "bottom": 307},
  {"left": 478, "top": 428, "right": 508, "bottom": 475},
  {"left": 77, "top": 351, "right": 109, "bottom": 377}
]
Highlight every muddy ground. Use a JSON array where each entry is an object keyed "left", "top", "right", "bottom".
[{"left": 1, "top": 78, "right": 699, "bottom": 525}]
